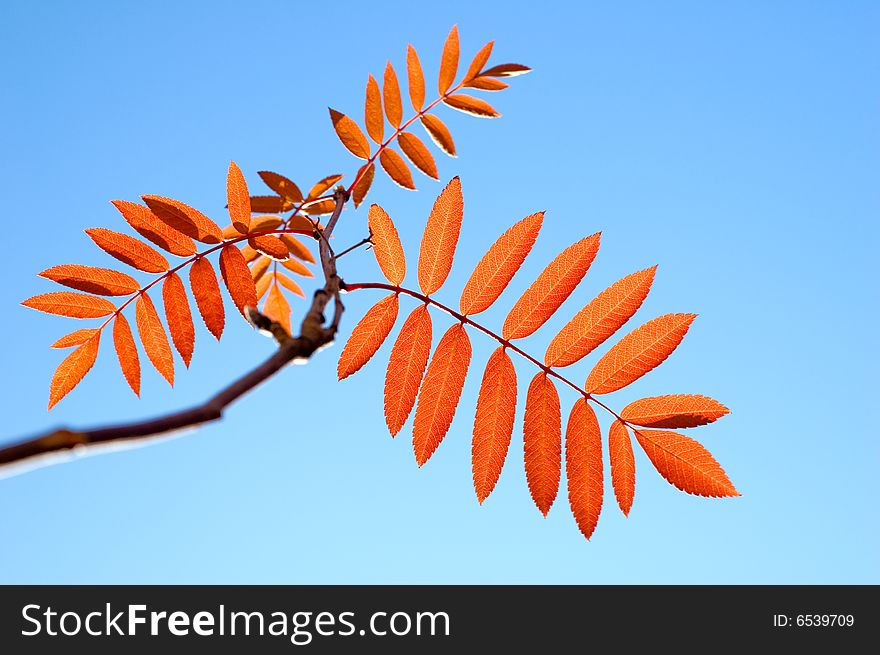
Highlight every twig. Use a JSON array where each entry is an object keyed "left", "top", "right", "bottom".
[{"left": 0, "top": 188, "right": 350, "bottom": 475}]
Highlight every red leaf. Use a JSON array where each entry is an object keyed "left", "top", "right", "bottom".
[{"left": 621, "top": 394, "right": 730, "bottom": 429}]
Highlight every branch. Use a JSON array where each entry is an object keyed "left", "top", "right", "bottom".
[{"left": 0, "top": 188, "right": 350, "bottom": 476}]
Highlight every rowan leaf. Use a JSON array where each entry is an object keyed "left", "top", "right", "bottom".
[
  {"left": 365, "top": 74, "right": 385, "bottom": 144},
  {"left": 111, "top": 200, "right": 196, "bottom": 257},
  {"left": 412, "top": 322, "right": 471, "bottom": 466},
  {"left": 438, "top": 25, "right": 460, "bottom": 94},
  {"left": 249, "top": 215, "right": 283, "bottom": 232},
  {"left": 279, "top": 235, "right": 316, "bottom": 264},
  {"left": 420, "top": 115, "right": 456, "bottom": 157},
  {"left": 255, "top": 272, "right": 272, "bottom": 300},
  {"left": 303, "top": 199, "right": 336, "bottom": 216},
  {"left": 113, "top": 313, "right": 140, "bottom": 396},
  {"left": 481, "top": 63, "right": 532, "bottom": 77},
  {"left": 463, "top": 76, "right": 509, "bottom": 91},
  {"left": 250, "top": 195, "right": 292, "bottom": 214},
  {"left": 263, "top": 280, "right": 291, "bottom": 335},
  {"left": 226, "top": 161, "right": 251, "bottom": 234},
  {"left": 250, "top": 256, "right": 271, "bottom": 283},
  {"left": 51, "top": 328, "right": 99, "bottom": 349},
  {"left": 472, "top": 346, "right": 517, "bottom": 503},
  {"left": 565, "top": 398, "right": 603, "bottom": 539},
  {"left": 48, "top": 332, "right": 100, "bottom": 409},
  {"left": 503, "top": 233, "right": 601, "bottom": 340},
  {"left": 308, "top": 174, "right": 344, "bottom": 200},
  {"left": 142, "top": 195, "right": 223, "bottom": 244},
  {"left": 280, "top": 257, "right": 313, "bottom": 278},
  {"left": 258, "top": 171, "right": 303, "bottom": 204},
  {"left": 39, "top": 264, "right": 140, "bottom": 296},
  {"left": 417, "top": 177, "right": 464, "bottom": 295},
  {"left": 379, "top": 148, "right": 416, "bottom": 189},
  {"left": 248, "top": 235, "right": 289, "bottom": 261},
  {"left": 337, "top": 294, "right": 399, "bottom": 380},
  {"left": 407, "top": 44, "right": 425, "bottom": 111},
  {"left": 162, "top": 273, "right": 195, "bottom": 367},
  {"left": 465, "top": 40, "right": 494, "bottom": 81},
  {"left": 189, "top": 257, "right": 225, "bottom": 339},
  {"left": 352, "top": 163, "right": 375, "bottom": 208},
  {"left": 384, "top": 304, "right": 432, "bottom": 436},
  {"left": 219, "top": 244, "right": 258, "bottom": 317},
  {"left": 460, "top": 211, "right": 543, "bottom": 316},
  {"left": 545, "top": 266, "right": 656, "bottom": 367},
  {"left": 621, "top": 394, "right": 730, "bottom": 429},
  {"left": 368, "top": 204, "right": 406, "bottom": 286},
  {"left": 135, "top": 292, "right": 174, "bottom": 386},
  {"left": 585, "top": 313, "right": 697, "bottom": 395},
  {"left": 22, "top": 292, "right": 116, "bottom": 319},
  {"left": 443, "top": 94, "right": 500, "bottom": 118},
  {"left": 329, "top": 108, "right": 370, "bottom": 160},
  {"left": 634, "top": 429, "right": 739, "bottom": 497},
  {"left": 524, "top": 372, "right": 561, "bottom": 516},
  {"left": 383, "top": 61, "right": 403, "bottom": 127},
  {"left": 608, "top": 420, "right": 635, "bottom": 516},
  {"left": 397, "top": 132, "right": 439, "bottom": 179},
  {"left": 275, "top": 272, "right": 304, "bottom": 297},
  {"left": 240, "top": 244, "right": 259, "bottom": 263},
  {"left": 85, "top": 228, "right": 169, "bottom": 273}
]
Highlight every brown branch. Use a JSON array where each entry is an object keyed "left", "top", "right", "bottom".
[{"left": 0, "top": 188, "right": 350, "bottom": 475}]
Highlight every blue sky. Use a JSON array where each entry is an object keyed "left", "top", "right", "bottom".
[{"left": 0, "top": 1, "right": 877, "bottom": 583}]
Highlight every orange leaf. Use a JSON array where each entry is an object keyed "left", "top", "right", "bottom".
[
  {"left": 352, "top": 163, "right": 375, "bottom": 208},
  {"left": 544, "top": 266, "right": 656, "bottom": 367},
  {"left": 22, "top": 291, "right": 116, "bottom": 319},
  {"left": 250, "top": 216, "right": 283, "bottom": 232},
  {"left": 263, "top": 280, "right": 291, "bottom": 335},
  {"left": 585, "top": 313, "right": 696, "bottom": 394},
  {"left": 464, "top": 76, "right": 509, "bottom": 91},
  {"left": 48, "top": 332, "right": 100, "bottom": 409},
  {"left": 524, "top": 372, "right": 561, "bottom": 516},
  {"left": 379, "top": 148, "right": 415, "bottom": 190},
  {"left": 502, "top": 233, "right": 601, "bottom": 340},
  {"left": 383, "top": 61, "right": 403, "bottom": 127},
  {"left": 248, "top": 235, "right": 289, "bottom": 261},
  {"left": 136, "top": 292, "right": 174, "bottom": 386},
  {"left": 368, "top": 204, "right": 406, "bottom": 285},
  {"left": 189, "top": 257, "right": 225, "bottom": 339},
  {"left": 459, "top": 211, "right": 543, "bottom": 316},
  {"left": 481, "top": 63, "right": 532, "bottom": 77},
  {"left": 364, "top": 74, "right": 384, "bottom": 144},
  {"left": 51, "top": 328, "right": 98, "bottom": 349},
  {"left": 162, "top": 273, "right": 194, "bottom": 367},
  {"left": 226, "top": 161, "right": 251, "bottom": 234},
  {"left": 142, "top": 195, "right": 223, "bottom": 244},
  {"left": 219, "top": 244, "right": 258, "bottom": 317},
  {"left": 240, "top": 244, "right": 259, "bottom": 263},
  {"left": 39, "top": 264, "right": 139, "bottom": 296},
  {"left": 280, "top": 257, "right": 313, "bottom": 278},
  {"left": 443, "top": 94, "right": 500, "bottom": 118},
  {"left": 384, "top": 304, "right": 432, "bottom": 436},
  {"left": 329, "top": 108, "right": 370, "bottom": 160},
  {"left": 438, "top": 25, "right": 460, "bottom": 94},
  {"left": 250, "top": 195, "right": 292, "bottom": 213},
  {"left": 608, "top": 419, "right": 635, "bottom": 516},
  {"left": 397, "top": 132, "right": 439, "bottom": 179},
  {"left": 337, "top": 294, "right": 399, "bottom": 380},
  {"left": 255, "top": 272, "right": 272, "bottom": 300},
  {"left": 275, "top": 272, "right": 304, "bottom": 297},
  {"left": 303, "top": 199, "right": 336, "bottom": 216},
  {"left": 621, "top": 394, "right": 730, "bottom": 429},
  {"left": 465, "top": 40, "right": 494, "bottom": 80},
  {"left": 113, "top": 313, "right": 140, "bottom": 396},
  {"left": 280, "top": 234, "right": 316, "bottom": 264},
  {"left": 258, "top": 171, "right": 303, "bottom": 204},
  {"left": 308, "top": 174, "right": 344, "bottom": 200},
  {"left": 412, "top": 323, "right": 471, "bottom": 466},
  {"left": 472, "top": 347, "right": 517, "bottom": 503},
  {"left": 85, "top": 228, "right": 169, "bottom": 273},
  {"left": 420, "top": 115, "right": 456, "bottom": 157},
  {"left": 565, "top": 398, "right": 603, "bottom": 539},
  {"left": 111, "top": 200, "right": 196, "bottom": 257},
  {"left": 634, "top": 429, "right": 739, "bottom": 497},
  {"left": 417, "top": 177, "right": 463, "bottom": 295},
  {"left": 250, "top": 256, "right": 271, "bottom": 282},
  {"left": 407, "top": 44, "right": 425, "bottom": 111}
]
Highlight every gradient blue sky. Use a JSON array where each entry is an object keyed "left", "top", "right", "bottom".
[{"left": 1, "top": 1, "right": 877, "bottom": 583}]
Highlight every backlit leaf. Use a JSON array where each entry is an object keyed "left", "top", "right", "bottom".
[
  {"left": 379, "top": 148, "right": 416, "bottom": 189},
  {"left": 608, "top": 419, "right": 635, "bottom": 516},
  {"left": 218, "top": 244, "right": 258, "bottom": 318},
  {"left": 503, "top": 233, "right": 601, "bottom": 340},
  {"left": 280, "top": 257, "right": 313, "bottom": 278},
  {"left": 338, "top": 293, "right": 399, "bottom": 380},
  {"left": 329, "top": 108, "right": 370, "bottom": 160},
  {"left": 51, "top": 328, "right": 98, "bottom": 349},
  {"left": 22, "top": 291, "right": 116, "bottom": 319},
  {"left": 255, "top": 272, "right": 272, "bottom": 300},
  {"left": 365, "top": 74, "right": 385, "bottom": 144},
  {"left": 383, "top": 61, "right": 403, "bottom": 127},
  {"left": 384, "top": 304, "right": 432, "bottom": 436},
  {"left": 113, "top": 313, "right": 140, "bottom": 396},
  {"left": 189, "top": 257, "right": 225, "bottom": 339},
  {"left": 524, "top": 372, "right": 561, "bottom": 516},
  {"left": 136, "top": 292, "right": 174, "bottom": 386},
  {"left": 460, "top": 211, "right": 543, "bottom": 316},
  {"left": 39, "top": 264, "right": 140, "bottom": 296},
  {"left": 142, "top": 195, "right": 223, "bottom": 244},
  {"left": 472, "top": 347, "right": 516, "bottom": 503},
  {"left": 443, "top": 94, "right": 500, "bottom": 118},
  {"left": 48, "top": 332, "right": 100, "bottom": 409},
  {"left": 438, "top": 25, "right": 460, "bottom": 94},
  {"left": 308, "top": 174, "right": 344, "bottom": 200},
  {"left": 250, "top": 195, "right": 292, "bottom": 214},
  {"left": 281, "top": 231, "right": 318, "bottom": 262},
  {"left": 111, "top": 200, "right": 196, "bottom": 257},
  {"left": 162, "top": 273, "right": 195, "bottom": 367},
  {"left": 397, "top": 132, "right": 439, "bottom": 179},
  {"left": 248, "top": 235, "right": 289, "bottom": 261},
  {"left": 258, "top": 171, "right": 303, "bottom": 204},
  {"left": 585, "top": 314, "right": 696, "bottom": 394},
  {"left": 621, "top": 394, "right": 730, "bottom": 429},
  {"left": 565, "top": 398, "right": 603, "bottom": 539},
  {"left": 352, "top": 163, "right": 375, "bottom": 208},
  {"left": 303, "top": 199, "right": 336, "bottom": 216},
  {"left": 465, "top": 40, "right": 494, "bottom": 80},
  {"left": 368, "top": 204, "right": 406, "bottom": 285},
  {"left": 275, "top": 272, "right": 304, "bottom": 297},
  {"left": 420, "top": 115, "right": 456, "bottom": 157},
  {"left": 481, "top": 63, "right": 532, "bottom": 77},
  {"left": 417, "top": 177, "right": 464, "bottom": 295},
  {"left": 250, "top": 215, "right": 283, "bottom": 232},
  {"left": 250, "top": 256, "right": 271, "bottom": 283},
  {"left": 263, "top": 281, "right": 291, "bottom": 335},
  {"left": 407, "top": 44, "right": 425, "bottom": 111},
  {"left": 226, "top": 161, "right": 251, "bottom": 234},
  {"left": 412, "top": 322, "right": 471, "bottom": 466},
  {"left": 85, "top": 228, "right": 169, "bottom": 273},
  {"left": 464, "top": 76, "right": 509, "bottom": 91}
]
